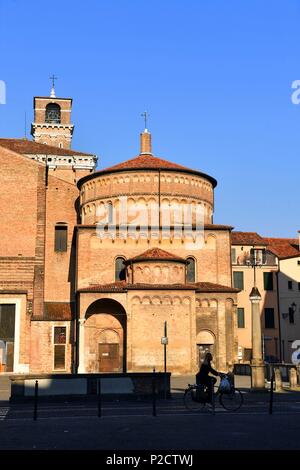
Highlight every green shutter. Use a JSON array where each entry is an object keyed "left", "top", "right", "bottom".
[
  {"left": 233, "top": 272, "right": 244, "bottom": 290},
  {"left": 237, "top": 308, "right": 245, "bottom": 328},
  {"left": 263, "top": 272, "right": 273, "bottom": 291},
  {"left": 265, "top": 308, "right": 275, "bottom": 329},
  {"left": 55, "top": 226, "right": 68, "bottom": 252}
]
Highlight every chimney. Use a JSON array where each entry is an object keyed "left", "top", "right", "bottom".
[{"left": 140, "top": 130, "right": 152, "bottom": 155}]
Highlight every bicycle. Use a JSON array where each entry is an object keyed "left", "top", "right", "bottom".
[{"left": 184, "top": 373, "right": 243, "bottom": 412}]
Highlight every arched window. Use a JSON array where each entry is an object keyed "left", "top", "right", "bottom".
[
  {"left": 115, "top": 257, "right": 126, "bottom": 281},
  {"left": 186, "top": 257, "right": 196, "bottom": 283},
  {"left": 45, "top": 103, "right": 61, "bottom": 124}
]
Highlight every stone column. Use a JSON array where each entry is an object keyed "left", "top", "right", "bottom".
[
  {"left": 78, "top": 318, "right": 86, "bottom": 373},
  {"left": 289, "top": 368, "right": 298, "bottom": 390},
  {"left": 250, "top": 287, "right": 265, "bottom": 389},
  {"left": 275, "top": 368, "right": 283, "bottom": 391}
]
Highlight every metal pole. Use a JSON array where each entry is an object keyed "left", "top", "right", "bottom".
[
  {"left": 211, "top": 379, "right": 215, "bottom": 416},
  {"left": 164, "top": 321, "right": 167, "bottom": 399},
  {"left": 269, "top": 367, "right": 274, "bottom": 415},
  {"left": 152, "top": 368, "right": 157, "bottom": 417},
  {"left": 33, "top": 380, "right": 38, "bottom": 421},
  {"left": 98, "top": 379, "right": 102, "bottom": 418}
]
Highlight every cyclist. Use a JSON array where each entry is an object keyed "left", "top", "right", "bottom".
[{"left": 196, "top": 352, "right": 220, "bottom": 400}]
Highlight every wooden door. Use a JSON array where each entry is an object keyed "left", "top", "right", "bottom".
[{"left": 98, "top": 343, "right": 120, "bottom": 372}]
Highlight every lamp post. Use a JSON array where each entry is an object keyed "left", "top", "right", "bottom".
[{"left": 249, "top": 248, "right": 265, "bottom": 390}]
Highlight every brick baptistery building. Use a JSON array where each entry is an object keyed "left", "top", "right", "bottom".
[{"left": 0, "top": 87, "right": 239, "bottom": 375}]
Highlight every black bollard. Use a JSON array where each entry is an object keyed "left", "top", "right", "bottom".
[
  {"left": 269, "top": 369, "right": 274, "bottom": 415},
  {"left": 152, "top": 369, "right": 157, "bottom": 417},
  {"left": 33, "top": 380, "right": 38, "bottom": 421},
  {"left": 98, "top": 379, "right": 102, "bottom": 418}
]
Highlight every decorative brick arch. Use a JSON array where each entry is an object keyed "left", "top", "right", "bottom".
[{"left": 84, "top": 298, "right": 127, "bottom": 373}]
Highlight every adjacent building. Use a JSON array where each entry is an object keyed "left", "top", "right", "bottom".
[
  {"left": 231, "top": 232, "right": 280, "bottom": 362},
  {"left": 231, "top": 232, "right": 300, "bottom": 364},
  {"left": 265, "top": 236, "right": 300, "bottom": 363}
]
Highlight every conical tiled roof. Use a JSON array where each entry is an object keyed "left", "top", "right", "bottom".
[
  {"left": 101, "top": 153, "right": 191, "bottom": 172},
  {"left": 124, "top": 247, "right": 187, "bottom": 264},
  {"left": 78, "top": 152, "right": 217, "bottom": 188}
]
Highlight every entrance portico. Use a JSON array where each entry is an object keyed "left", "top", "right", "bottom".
[{"left": 78, "top": 294, "right": 127, "bottom": 374}]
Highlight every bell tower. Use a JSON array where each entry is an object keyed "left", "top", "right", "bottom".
[{"left": 31, "top": 77, "right": 74, "bottom": 149}]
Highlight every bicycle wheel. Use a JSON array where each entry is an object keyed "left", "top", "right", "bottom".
[
  {"left": 219, "top": 389, "right": 243, "bottom": 412},
  {"left": 184, "top": 387, "right": 206, "bottom": 411}
]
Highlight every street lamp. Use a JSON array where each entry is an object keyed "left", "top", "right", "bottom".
[{"left": 248, "top": 247, "right": 266, "bottom": 390}]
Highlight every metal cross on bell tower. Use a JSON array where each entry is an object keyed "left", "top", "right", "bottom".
[
  {"left": 49, "top": 74, "right": 58, "bottom": 98},
  {"left": 141, "top": 111, "right": 149, "bottom": 131}
]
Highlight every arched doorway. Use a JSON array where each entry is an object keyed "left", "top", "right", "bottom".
[
  {"left": 85, "top": 299, "right": 127, "bottom": 373},
  {"left": 196, "top": 330, "right": 215, "bottom": 367}
]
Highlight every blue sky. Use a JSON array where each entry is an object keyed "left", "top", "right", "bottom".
[{"left": 0, "top": 0, "right": 299, "bottom": 237}]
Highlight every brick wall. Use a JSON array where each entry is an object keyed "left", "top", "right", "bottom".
[
  {"left": 44, "top": 174, "right": 79, "bottom": 302},
  {"left": 77, "top": 226, "right": 232, "bottom": 288}
]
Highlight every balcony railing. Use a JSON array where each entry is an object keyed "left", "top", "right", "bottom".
[{"left": 232, "top": 250, "right": 277, "bottom": 267}]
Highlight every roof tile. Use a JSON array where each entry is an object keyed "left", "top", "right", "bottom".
[
  {"left": 125, "top": 247, "right": 186, "bottom": 264},
  {"left": 78, "top": 281, "right": 239, "bottom": 293},
  {"left": 231, "top": 232, "right": 266, "bottom": 246},
  {"left": 0, "top": 138, "right": 95, "bottom": 157},
  {"left": 263, "top": 237, "right": 300, "bottom": 259},
  {"left": 77, "top": 152, "right": 217, "bottom": 188}
]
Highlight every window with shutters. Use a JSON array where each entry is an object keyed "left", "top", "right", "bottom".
[
  {"left": 237, "top": 308, "right": 245, "bottom": 328},
  {"left": 265, "top": 308, "right": 275, "bottom": 329},
  {"left": 55, "top": 225, "right": 67, "bottom": 252},
  {"left": 231, "top": 248, "right": 237, "bottom": 264},
  {"left": 263, "top": 272, "right": 274, "bottom": 291},
  {"left": 53, "top": 326, "right": 66, "bottom": 370},
  {"left": 289, "top": 307, "right": 295, "bottom": 324},
  {"left": 233, "top": 271, "right": 244, "bottom": 290}
]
